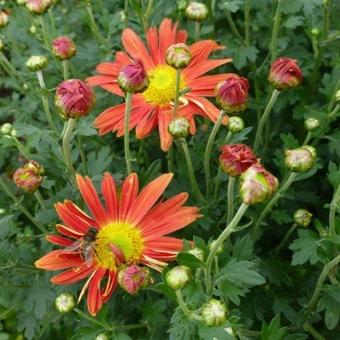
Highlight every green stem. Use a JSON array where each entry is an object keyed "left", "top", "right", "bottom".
[
  {"left": 204, "top": 110, "right": 225, "bottom": 196},
  {"left": 143, "top": 0, "right": 154, "bottom": 33},
  {"left": 244, "top": 0, "right": 251, "bottom": 46},
  {"left": 36, "top": 71, "right": 58, "bottom": 134},
  {"left": 124, "top": 92, "right": 133, "bottom": 174},
  {"left": 195, "top": 21, "right": 200, "bottom": 41},
  {"left": 270, "top": 0, "right": 282, "bottom": 63},
  {"left": 12, "top": 136, "right": 32, "bottom": 159},
  {"left": 173, "top": 69, "right": 181, "bottom": 118},
  {"left": 273, "top": 223, "right": 297, "bottom": 255},
  {"left": 34, "top": 190, "right": 46, "bottom": 210},
  {"left": 303, "top": 254, "right": 340, "bottom": 321},
  {"left": 227, "top": 177, "right": 236, "bottom": 225},
  {"left": 213, "top": 131, "right": 233, "bottom": 201},
  {"left": 175, "top": 290, "right": 203, "bottom": 321},
  {"left": 253, "top": 89, "right": 280, "bottom": 152},
  {"left": 303, "top": 131, "right": 312, "bottom": 145},
  {"left": 252, "top": 172, "right": 298, "bottom": 242},
  {"left": 329, "top": 184, "right": 340, "bottom": 236},
  {"left": 48, "top": 8, "right": 57, "bottom": 37},
  {"left": 124, "top": 0, "right": 129, "bottom": 27},
  {"left": 167, "top": 145, "right": 174, "bottom": 173},
  {"left": 77, "top": 135, "right": 87, "bottom": 173},
  {"left": 223, "top": 7, "right": 246, "bottom": 46},
  {"left": 328, "top": 103, "right": 340, "bottom": 120},
  {"left": 0, "top": 53, "right": 17, "bottom": 77},
  {"left": 74, "top": 308, "right": 111, "bottom": 330},
  {"left": 0, "top": 177, "right": 47, "bottom": 234},
  {"left": 303, "top": 322, "right": 326, "bottom": 340},
  {"left": 62, "top": 118, "right": 77, "bottom": 184},
  {"left": 205, "top": 203, "right": 248, "bottom": 292},
  {"left": 62, "top": 60, "right": 69, "bottom": 80},
  {"left": 180, "top": 138, "right": 206, "bottom": 204},
  {"left": 85, "top": 3, "right": 106, "bottom": 46},
  {"left": 38, "top": 16, "right": 51, "bottom": 51}
]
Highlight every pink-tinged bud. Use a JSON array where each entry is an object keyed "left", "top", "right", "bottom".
[
  {"left": 118, "top": 264, "right": 152, "bottom": 295},
  {"left": 268, "top": 57, "right": 303, "bottom": 90},
  {"left": 52, "top": 36, "right": 77, "bottom": 60},
  {"left": 24, "top": 160, "right": 44, "bottom": 175},
  {"left": 13, "top": 167, "right": 43, "bottom": 193},
  {"left": 26, "top": 0, "right": 51, "bottom": 14},
  {"left": 284, "top": 146, "right": 316, "bottom": 172},
  {"left": 0, "top": 10, "right": 9, "bottom": 28},
  {"left": 117, "top": 59, "right": 149, "bottom": 93},
  {"left": 166, "top": 43, "right": 192, "bottom": 69},
  {"left": 185, "top": 2, "right": 208, "bottom": 21},
  {"left": 219, "top": 144, "right": 258, "bottom": 177},
  {"left": 55, "top": 79, "right": 95, "bottom": 119},
  {"left": 215, "top": 76, "right": 249, "bottom": 114},
  {"left": 240, "top": 164, "right": 279, "bottom": 205}
]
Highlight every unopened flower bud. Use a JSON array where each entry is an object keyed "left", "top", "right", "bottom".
[
  {"left": 52, "top": 36, "right": 77, "bottom": 60},
  {"left": 209, "top": 240, "right": 224, "bottom": 254},
  {"left": 240, "top": 164, "right": 279, "bottom": 205},
  {"left": 95, "top": 334, "right": 109, "bottom": 340},
  {"left": 268, "top": 57, "right": 303, "bottom": 90},
  {"left": 10, "top": 128, "right": 17, "bottom": 137},
  {"left": 118, "top": 264, "right": 152, "bottom": 295},
  {"left": 30, "top": 25, "right": 37, "bottom": 35},
  {"left": 117, "top": 59, "right": 149, "bottom": 93},
  {"left": 311, "top": 28, "right": 320, "bottom": 36},
  {"left": 215, "top": 76, "right": 249, "bottom": 114},
  {"left": 187, "top": 247, "right": 204, "bottom": 261},
  {"left": 294, "top": 209, "right": 312, "bottom": 227},
  {"left": 1, "top": 123, "right": 13, "bottom": 135},
  {"left": 26, "top": 0, "right": 51, "bottom": 14},
  {"left": 185, "top": 2, "right": 208, "bottom": 21},
  {"left": 228, "top": 116, "right": 244, "bottom": 133},
  {"left": 166, "top": 265, "right": 191, "bottom": 290},
  {"left": 0, "top": 38, "right": 4, "bottom": 51},
  {"left": 0, "top": 10, "right": 9, "bottom": 28},
  {"left": 202, "top": 299, "right": 227, "bottom": 326},
  {"left": 335, "top": 90, "right": 340, "bottom": 102},
  {"left": 26, "top": 55, "right": 48, "bottom": 72},
  {"left": 55, "top": 293, "right": 76, "bottom": 313},
  {"left": 219, "top": 144, "right": 257, "bottom": 177},
  {"left": 13, "top": 162, "right": 44, "bottom": 193},
  {"left": 284, "top": 146, "right": 316, "bottom": 172},
  {"left": 304, "top": 117, "right": 320, "bottom": 132},
  {"left": 166, "top": 43, "right": 192, "bottom": 69},
  {"left": 24, "top": 160, "right": 44, "bottom": 175},
  {"left": 168, "top": 117, "right": 190, "bottom": 139},
  {"left": 55, "top": 79, "right": 95, "bottom": 119}
]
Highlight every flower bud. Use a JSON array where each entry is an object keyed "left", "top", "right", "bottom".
[
  {"left": 117, "top": 59, "right": 149, "bottom": 93},
  {"left": 26, "top": 0, "right": 51, "bottom": 15},
  {"left": 118, "top": 264, "right": 152, "bottom": 295},
  {"left": 208, "top": 240, "right": 224, "bottom": 254},
  {"left": 268, "top": 57, "right": 303, "bottom": 90},
  {"left": 168, "top": 117, "right": 190, "bottom": 139},
  {"left": 187, "top": 247, "right": 204, "bottom": 261},
  {"left": 304, "top": 117, "right": 320, "bottom": 132},
  {"left": 284, "top": 146, "right": 316, "bottom": 172},
  {"left": 166, "top": 43, "right": 192, "bottom": 69},
  {"left": 219, "top": 144, "right": 258, "bottom": 177},
  {"left": 311, "top": 28, "right": 320, "bottom": 36},
  {"left": 165, "top": 265, "right": 191, "bottom": 290},
  {"left": 52, "top": 36, "right": 77, "bottom": 60},
  {"left": 55, "top": 79, "right": 95, "bottom": 119},
  {"left": 0, "top": 123, "right": 13, "bottom": 136},
  {"left": 30, "top": 25, "right": 37, "bottom": 35},
  {"left": 185, "top": 2, "right": 208, "bottom": 21},
  {"left": 215, "top": 76, "right": 249, "bottom": 114},
  {"left": 228, "top": 116, "right": 244, "bottom": 133},
  {"left": 294, "top": 209, "right": 312, "bottom": 227},
  {"left": 55, "top": 293, "right": 76, "bottom": 313},
  {"left": 202, "top": 299, "right": 227, "bottom": 326},
  {"left": 0, "top": 10, "right": 9, "bottom": 28},
  {"left": 13, "top": 162, "right": 44, "bottom": 193},
  {"left": 26, "top": 55, "right": 48, "bottom": 72},
  {"left": 95, "top": 334, "right": 109, "bottom": 340},
  {"left": 335, "top": 90, "right": 340, "bottom": 102},
  {"left": 240, "top": 164, "right": 279, "bottom": 205},
  {"left": 24, "top": 160, "right": 44, "bottom": 175}
]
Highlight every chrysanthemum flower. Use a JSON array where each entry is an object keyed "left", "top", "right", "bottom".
[
  {"left": 87, "top": 18, "right": 233, "bottom": 151},
  {"left": 35, "top": 172, "right": 200, "bottom": 316}
]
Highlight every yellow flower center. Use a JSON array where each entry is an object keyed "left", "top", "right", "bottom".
[
  {"left": 94, "top": 222, "right": 144, "bottom": 270},
  {"left": 143, "top": 65, "right": 185, "bottom": 106}
]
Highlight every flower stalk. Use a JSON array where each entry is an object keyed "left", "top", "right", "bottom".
[
  {"left": 62, "top": 118, "right": 77, "bottom": 184},
  {"left": 253, "top": 89, "right": 280, "bottom": 152},
  {"left": 175, "top": 290, "right": 203, "bottom": 321},
  {"left": 227, "top": 177, "right": 236, "bottom": 225},
  {"left": 173, "top": 69, "right": 181, "bottom": 118},
  {"left": 34, "top": 190, "right": 46, "bottom": 210},
  {"left": 85, "top": 2, "right": 106, "bottom": 46},
  {"left": 270, "top": 0, "right": 282, "bottom": 63},
  {"left": 273, "top": 223, "right": 297, "bottom": 255},
  {"left": 62, "top": 60, "right": 69, "bottom": 80},
  {"left": 195, "top": 21, "right": 200, "bottom": 41},
  {"left": 124, "top": 92, "right": 133, "bottom": 174},
  {"left": 329, "top": 184, "right": 340, "bottom": 236}
]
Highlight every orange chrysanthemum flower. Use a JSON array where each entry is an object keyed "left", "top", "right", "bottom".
[
  {"left": 35, "top": 173, "right": 200, "bottom": 316},
  {"left": 87, "top": 18, "right": 233, "bottom": 151}
]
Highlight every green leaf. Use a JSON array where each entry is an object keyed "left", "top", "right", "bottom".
[
  {"left": 168, "top": 309, "right": 196, "bottom": 340},
  {"left": 197, "top": 324, "right": 234, "bottom": 340},
  {"left": 283, "top": 16, "right": 304, "bottom": 29},
  {"left": 231, "top": 46, "right": 259, "bottom": 70},
  {"left": 219, "top": 0, "right": 244, "bottom": 13},
  {"left": 328, "top": 161, "right": 340, "bottom": 188},
  {"left": 176, "top": 252, "right": 203, "bottom": 269},
  {"left": 317, "top": 285, "right": 340, "bottom": 330},
  {"left": 232, "top": 235, "right": 254, "bottom": 260},
  {"left": 261, "top": 315, "right": 287, "bottom": 340},
  {"left": 280, "top": 0, "right": 302, "bottom": 14}
]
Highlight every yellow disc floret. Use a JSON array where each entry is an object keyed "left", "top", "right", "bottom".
[
  {"left": 94, "top": 222, "right": 144, "bottom": 270},
  {"left": 143, "top": 65, "right": 185, "bottom": 106}
]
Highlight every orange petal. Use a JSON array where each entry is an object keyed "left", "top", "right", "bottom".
[
  {"left": 76, "top": 175, "right": 107, "bottom": 226},
  {"left": 158, "top": 19, "right": 176, "bottom": 63},
  {"left": 51, "top": 264, "right": 95, "bottom": 285},
  {"left": 87, "top": 267, "right": 107, "bottom": 316},
  {"left": 46, "top": 235, "right": 74, "bottom": 247},
  {"left": 95, "top": 104, "right": 126, "bottom": 135},
  {"left": 101, "top": 172, "right": 118, "bottom": 221},
  {"left": 189, "top": 40, "right": 224, "bottom": 66},
  {"left": 35, "top": 250, "right": 83, "bottom": 270},
  {"left": 146, "top": 26, "right": 160, "bottom": 64},
  {"left": 122, "top": 28, "right": 154, "bottom": 70},
  {"left": 119, "top": 173, "right": 139, "bottom": 221},
  {"left": 176, "top": 29, "right": 187, "bottom": 44},
  {"left": 126, "top": 173, "right": 173, "bottom": 225},
  {"left": 56, "top": 224, "right": 83, "bottom": 239},
  {"left": 136, "top": 108, "right": 158, "bottom": 139},
  {"left": 158, "top": 109, "right": 173, "bottom": 152},
  {"left": 101, "top": 270, "right": 117, "bottom": 303}
]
